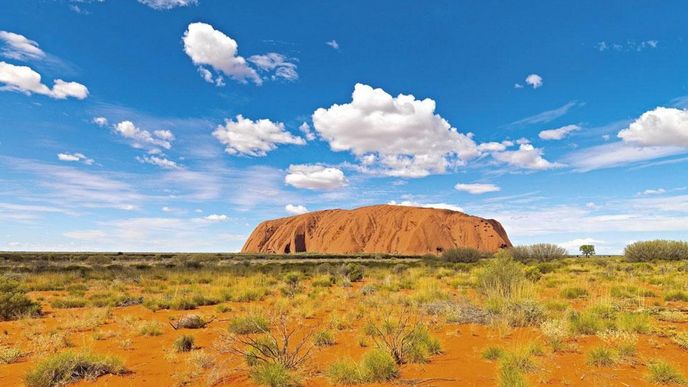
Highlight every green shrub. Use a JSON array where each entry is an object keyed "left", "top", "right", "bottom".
[
  {"left": 250, "top": 362, "right": 299, "bottom": 387},
  {"left": 477, "top": 252, "right": 525, "bottom": 298},
  {"left": 314, "top": 330, "right": 335, "bottom": 347},
  {"left": 327, "top": 359, "right": 363, "bottom": 385},
  {"left": 403, "top": 325, "right": 442, "bottom": 363},
  {"left": 505, "top": 299, "right": 546, "bottom": 327},
  {"left": 482, "top": 346, "right": 504, "bottom": 361},
  {"left": 173, "top": 335, "right": 194, "bottom": 352},
  {"left": 616, "top": 312, "right": 651, "bottom": 334},
  {"left": 672, "top": 332, "right": 688, "bottom": 350},
  {"left": 441, "top": 247, "right": 484, "bottom": 263},
  {"left": 499, "top": 363, "right": 528, "bottom": 387},
  {"left": 569, "top": 311, "right": 605, "bottom": 335},
  {"left": 311, "top": 274, "right": 335, "bottom": 287},
  {"left": 0, "top": 346, "right": 23, "bottom": 364},
  {"left": 560, "top": 287, "right": 589, "bottom": 299},
  {"left": 0, "top": 276, "right": 41, "bottom": 320},
  {"left": 138, "top": 321, "right": 163, "bottom": 336},
  {"left": 625, "top": 240, "right": 688, "bottom": 262},
  {"left": 587, "top": 346, "right": 616, "bottom": 367},
  {"left": 511, "top": 244, "right": 566, "bottom": 262},
  {"left": 229, "top": 314, "right": 269, "bottom": 334},
  {"left": 360, "top": 349, "right": 398, "bottom": 382},
  {"left": 50, "top": 298, "right": 87, "bottom": 309},
  {"left": 24, "top": 351, "right": 125, "bottom": 387},
  {"left": 646, "top": 360, "right": 687, "bottom": 385},
  {"left": 339, "top": 263, "right": 364, "bottom": 282},
  {"left": 665, "top": 290, "right": 688, "bottom": 302}
]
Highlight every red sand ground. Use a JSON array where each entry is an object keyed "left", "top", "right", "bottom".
[{"left": 2, "top": 281, "right": 687, "bottom": 386}]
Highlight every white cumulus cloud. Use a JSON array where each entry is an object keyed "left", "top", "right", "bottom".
[
  {"left": 539, "top": 124, "right": 580, "bottom": 140},
  {"left": 213, "top": 115, "right": 305, "bottom": 157},
  {"left": 203, "top": 214, "right": 228, "bottom": 222},
  {"left": 0, "top": 61, "right": 88, "bottom": 99},
  {"left": 113, "top": 120, "right": 174, "bottom": 151},
  {"left": 618, "top": 107, "right": 688, "bottom": 147},
  {"left": 92, "top": 116, "right": 108, "bottom": 127},
  {"left": 454, "top": 183, "right": 501, "bottom": 194},
  {"left": 525, "top": 73, "right": 543, "bottom": 89},
  {"left": 285, "top": 204, "right": 309, "bottom": 215},
  {"left": 565, "top": 107, "right": 688, "bottom": 171},
  {"left": 492, "top": 143, "right": 562, "bottom": 170},
  {"left": 312, "top": 83, "right": 480, "bottom": 177},
  {"left": 284, "top": 164, "right": 347, "bottom": 190},
  {"left": 182, "top": 22, "right": 260, "bottom": 85},
  {"left": 0, "top": 31, "right": 45, "bottom": 60}
]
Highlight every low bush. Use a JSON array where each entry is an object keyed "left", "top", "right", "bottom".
[
  {"left": 250, "top": 362, "right": 299, "bottom": 387},
  {"left": 327, "top": 349, "right": 398, "bottom": 385},
  {"left": 587, "top": 346, "right": 616, "bottom": 367},
  {"left": 229, "top": 314, "right": 269, "bottom": 334},
  {"left": 441, "top": 247, "right": 484, "bottom": 263},
  {"left": 24, "top": 351, "right": 125, "bottom": 387},
  {"left": 0, "top": 276, "right": 41, "bottom": 320},
  {"left": 138, "top": 321, "right": 163, "bottom": 336},
  {"left": 338, "top": 263, "right": 364, "bottom": 282},
  {"left": 327, "top": 359, "right": 362, "bottom": 384},
  {"left": 477, "top": 252, "right": 525, "bottom": 298},
  {"left": 50, "top": 298, "right": 87, "bottom": 309},
  {"left": 170, "top": 314, "right": 210, "bottom": 329},
  {"left": 0, "top": 346, "right": 23, "bottom": 364},
  {"left": 560, "top": 287, "right": 589, "bottom": 299},
  {"left": 510, "top": 244, "right": 566, "bottom": 262},
  {"left": 314, "top": 330, "right": 335, "bottom": 347},
  {"left": 482, "top": 346, "right": 504, "bottom": 361},
  {"left": 625, "top": 240, "right": 688, "bottom": 262},
  {"left": 360, "top": 349, "right": 398, "bottom": 382},
  {"left": 665, "top": 290, "right": 688, "bottom": 302},
  {"left": 646, "top": 360, "right": 687, "bottom": 385},
  {"left": 173, "top": 335, "right": 194, "bottom": 352},
  {"left": 403, "top": 325, "right": 442, "bottom": 363}
]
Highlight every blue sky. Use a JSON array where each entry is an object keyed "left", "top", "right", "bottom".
[{"left": 1, "top": 0, "right": 687, "bottom": 253}]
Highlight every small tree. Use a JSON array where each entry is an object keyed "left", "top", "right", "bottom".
[{"left": 579, "top": 245, "right": 595, "bottom": 258}]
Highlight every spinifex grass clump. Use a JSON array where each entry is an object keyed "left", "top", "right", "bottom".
[
  {"left": 173, "top": 335, "right": 195, "bottom": 352},
  {"left": 229, "top": 314, "right": 269, "bottom": 334},
  {"left": 646, "top": 360, "right": 687, "bottom": 385},
  {"left": 364, "top": 311, "right": 441, "bottom": 365},
  {"left": 477, "top": 251, "right": 525, "bottom": 299},
  {"left": 24, "top": 351, "right": 126, "bottom": 387},
  {"left": 0, "top": 276, "right": 41, "bottom": 320},
  {"left": 219, "top": 313, "right": 312, "bottom": 387},
  {"left": 327, "top": 349, "right": 398, "bottom": 384}
]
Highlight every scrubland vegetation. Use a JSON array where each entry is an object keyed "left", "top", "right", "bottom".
[{"left": 1, "top": 240, "right": 688, "bottom": 386}]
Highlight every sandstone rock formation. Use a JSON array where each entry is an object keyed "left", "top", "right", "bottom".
[{"left": 241, "top": 204, "right": 512, "bottom": 255}]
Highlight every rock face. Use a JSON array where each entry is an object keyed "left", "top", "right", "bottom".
[{"left": 241, "top": 204, "right": 512, "bottom": 255}]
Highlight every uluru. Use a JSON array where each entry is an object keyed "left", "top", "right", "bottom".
[{"left": 241, "top": 204, "right": 512, "bottom": 255}]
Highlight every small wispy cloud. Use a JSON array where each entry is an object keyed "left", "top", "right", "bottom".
[
  {"left": 596, "top": 40, "right": 658, "bottom": 52},
  {"left": 57, "top": 152, "right": 94, "bottom": 165},
  {"left": 507, "top": 101, "right": 583, "bottom": 128}
]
